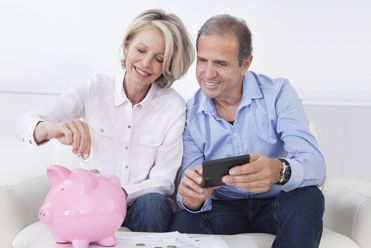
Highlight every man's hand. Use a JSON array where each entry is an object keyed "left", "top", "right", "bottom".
[
  {"left": 178, "top": 165, "right": 216, "bottom": 211},
  {"left": 34, "top": 120, "right": 91, "bottom": 160},
  {"left": 222, "top": 153, "right": 282, "bottom": 193}
]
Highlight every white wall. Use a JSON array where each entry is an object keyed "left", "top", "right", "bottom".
[
  {"left": 305, "top": 104, "right": 371, "bottom": 183},
  {"left": 1, "top": 0, "right": 371, "bottom": 185},
  {"left": 1, "top": 0, "right": 371, "bottom": 102},
  {"left": 0, "top": 92, "right": 56, "bottom": 185}
]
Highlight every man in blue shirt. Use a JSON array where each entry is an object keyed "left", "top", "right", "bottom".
[{"left": 170, "top": 14, "right": 326, "bottom": 248}]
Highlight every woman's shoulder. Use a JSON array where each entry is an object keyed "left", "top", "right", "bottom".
[
  {"left": 154, "top": 86, "right": 186, "bottom": 106},
  {"left": 88, "top": 74, "right": 116, "bottom": 91},
  {"left": 75, "top": 73, "right": 116, "bottom": 99}
]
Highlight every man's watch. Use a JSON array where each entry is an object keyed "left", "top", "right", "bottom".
[{"left": 277, "top": 158, "right": 291, "bottom": 185}]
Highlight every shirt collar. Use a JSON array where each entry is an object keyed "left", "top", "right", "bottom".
[
  {"left": 114, "top": 69, "right": 158, "bottom": 107},
  {"left": 239, "top": 71, "right": 263, "bottom": 108},
  {"left": 197, "top": 71, "right": 263, "bottom": 115},
  {"left": 197, "top": 93, "right": 216, "bottom": 115}
]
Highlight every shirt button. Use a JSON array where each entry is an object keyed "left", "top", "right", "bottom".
[
  {"left": 233, "top": 133, "right": 237, "bottom": 137},
  {"left": 100, "top": 128, "right": 104, "bottom": 133},
  {"left": 29, "top": 140, "right": 32, "bottom": 144},
  {"left": 124, "top": 146, "right": 128, "bottom": 150},
  {"left": 124, "top": 165, "right": 129, "bottom": 169},
  {"left": 127, "top": 125, "right": 131, "bottom": 129},
  {"left": 22, "top": 138, "right": 25, "bottom": 142}
]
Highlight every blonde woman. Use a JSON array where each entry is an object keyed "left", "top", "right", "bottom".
[{"left": 15, "top": 9, "right": 194, "bottom": 232}]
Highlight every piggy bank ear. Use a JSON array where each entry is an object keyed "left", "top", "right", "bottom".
[
  {"left": 47, "top": 165, "right": 71, "bottom": 188},
  {"left": 71, "top": 168, "right": 98, "bottom": 194}
]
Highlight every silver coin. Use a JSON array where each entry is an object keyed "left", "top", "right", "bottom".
[{"left": 81, "top": 152, "right": 93, "bottom": 163}]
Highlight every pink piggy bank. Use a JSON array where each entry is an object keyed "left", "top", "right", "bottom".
[{"left": 39, "top": 165, "right": 126, "bottom": 248}]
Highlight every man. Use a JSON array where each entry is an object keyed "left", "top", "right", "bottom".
[{"left": 170, "top": 14, "right": 326, "bottom": 248}]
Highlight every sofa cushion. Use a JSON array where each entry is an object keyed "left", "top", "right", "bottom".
[
  {"left": 320, "top": 228, "right": 360, "bottom": 248},
  {"left": 230, "top": 229, "right": 360, "bottom": 248},
  {"left": 13, "top": 221, "right": 360, "bottom": 248},
  {"left": 12, "top": 221, "right": 49, "bottom": 248},
  {"left": 12, "top": 221, "right": 131, "bottom": 248}
]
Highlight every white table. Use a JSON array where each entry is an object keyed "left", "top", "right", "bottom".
[{"left": 30, "top": 231, "right": 257, "bottom": 248}]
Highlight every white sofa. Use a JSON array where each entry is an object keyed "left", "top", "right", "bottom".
[
  {"left": 1, "top": 172, "right": 371, "bottom": 248},
  {"left": 2, "top": 135, "right": 371, "bottom": 248}
]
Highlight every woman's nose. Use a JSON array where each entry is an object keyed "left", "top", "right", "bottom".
[{"left": 141, "top": 54, "right": 152, "bottom": 68}]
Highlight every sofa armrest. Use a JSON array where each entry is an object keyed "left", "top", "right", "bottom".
[
  {"left": 0, "top": 175, "right": 49, "bottom": 248},
  {"left": 323, "top": 178, "right": 371, "bottom": 248}
]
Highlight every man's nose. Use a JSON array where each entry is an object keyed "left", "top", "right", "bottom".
[{"left": 205, "top": 63, "right": 216, "bottom": 78}]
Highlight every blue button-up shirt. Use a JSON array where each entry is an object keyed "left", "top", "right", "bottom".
[{"left": 177, "top": 71, "right": 326, "bottom": 212}]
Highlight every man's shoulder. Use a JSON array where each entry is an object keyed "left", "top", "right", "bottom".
[
  {"left": 248, "top": 71, "right": 293, "bottom": 102},
  {"left": 252, "top": 71, "right": 289, "bottom": 90},
  {"left": 185, "top": 89, "right": 204, "bottom": 116}
]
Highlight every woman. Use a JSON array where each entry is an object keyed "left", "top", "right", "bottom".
[{"left": 15, "top": 9, "right": 194, "bottom": 232}]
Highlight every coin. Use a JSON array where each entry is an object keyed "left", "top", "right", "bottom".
[{"left": 81, "top": 152, "right": 93, "bottom": 163}]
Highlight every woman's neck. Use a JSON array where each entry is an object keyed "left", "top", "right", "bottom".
[{"left": 123, "top": 78, "right": 151, "bottom": 105}]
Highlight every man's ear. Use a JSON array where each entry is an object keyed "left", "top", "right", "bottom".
[{"left": 241, "top": 54, "right": 253, "bottom": 73}]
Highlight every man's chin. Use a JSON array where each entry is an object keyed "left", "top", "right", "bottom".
[{"left": 202, "top": 89, "right": 220, "bottom": 99}]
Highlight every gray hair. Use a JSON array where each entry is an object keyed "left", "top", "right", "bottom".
[
  {"left": 196, "top": 14, "right": 252, "bottom": 66},
  {"left": 121, "top": 9, "right": 195, "bottom": 88}
]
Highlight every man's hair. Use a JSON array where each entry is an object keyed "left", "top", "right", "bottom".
[
  {"left": 196, "top": 14, "right": 252, "bottom": 66},
  {"left": 121, "top": 9, "right": 195, "bottom": 88}
]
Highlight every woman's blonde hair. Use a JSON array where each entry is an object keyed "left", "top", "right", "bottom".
[{"left": 121, "top": 9, "right": 195, "bottom": 88}]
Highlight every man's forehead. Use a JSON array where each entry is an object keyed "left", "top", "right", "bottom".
[
  {"left": 197, "top": 34, "right": 238, "bottom": 49},
  {"left": 196, "top": 34, "right": 239, "bottom": 61}
]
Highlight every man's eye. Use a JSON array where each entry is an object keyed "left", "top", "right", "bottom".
[{"left": 137, "top": 48, "right": 145, "bottom": 53}]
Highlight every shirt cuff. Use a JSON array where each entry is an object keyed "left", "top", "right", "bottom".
[
  {"left": 280, "top": 159, "right": 304, "bottom": 192},
  {"left": 176, "top": 192, "right": 212, "bottom": 213},
  {"left": 122, "top": 184, "right": 140, "bottom": 206},
  {"left": 18, "top": 117, "right": 45, "bottom": 148}
]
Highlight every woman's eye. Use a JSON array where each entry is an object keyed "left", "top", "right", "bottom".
[{"left": 156, "top": 58, "right": 163, "bottom": 63}]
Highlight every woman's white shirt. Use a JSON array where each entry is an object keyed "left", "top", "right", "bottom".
[{"left": 15, "top": 70, "right": 186, "bottom": 205}]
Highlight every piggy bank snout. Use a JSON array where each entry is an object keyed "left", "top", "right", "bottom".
[{"left": 39, "top": 206, "right": 51, "bottom": 224}]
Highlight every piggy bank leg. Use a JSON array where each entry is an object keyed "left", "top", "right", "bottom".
[
  {"left": 97, "top": 236, "right": 116, "bottom": 247},
  {"left": 71, "top": 240, "right": 90, "bottom": 248},
  {"left": 54, "top": 235, "right": 68, "bottom": 244}
]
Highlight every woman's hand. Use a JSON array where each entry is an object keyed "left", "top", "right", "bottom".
[{"left": 34, "top": 120, "right": 91, "bottom": 160}]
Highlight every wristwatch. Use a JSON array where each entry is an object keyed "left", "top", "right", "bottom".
[{"left": 277, "top": 158, "right": 291, "bottom": 185}]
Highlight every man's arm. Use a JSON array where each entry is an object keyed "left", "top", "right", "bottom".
[
  {"left": 176, "top": 123, "right": 215, "bottom": 212},
  {"left": 274, "top": 79, "right": 326, "bottom": 191},
  {"left": 223, "top": 79, "right": 325, "bottom": 192}
]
